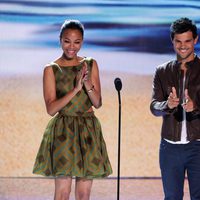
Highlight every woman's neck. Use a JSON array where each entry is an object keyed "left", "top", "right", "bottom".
[{"left": 60, "top": 54, "right": 80, "bottom": 65}]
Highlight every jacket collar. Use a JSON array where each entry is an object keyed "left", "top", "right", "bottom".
[{"left": 174, "top": 54, "right": 199, "bottom": 69}]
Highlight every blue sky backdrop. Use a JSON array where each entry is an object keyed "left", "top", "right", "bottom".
[{"left": 1, "top": 0, "right": 200, "bottom": 53}]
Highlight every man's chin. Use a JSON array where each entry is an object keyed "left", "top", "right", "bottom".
[{"left": 177, "top": 53, "right": 194, "bottom": 62}]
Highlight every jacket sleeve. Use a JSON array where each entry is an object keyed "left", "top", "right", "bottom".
[
  {"left": 191, "top": 87, "right": 200, "bottom": 116},
  {"left": 150, "top": 67, "right": 176, "bottom": 116}
]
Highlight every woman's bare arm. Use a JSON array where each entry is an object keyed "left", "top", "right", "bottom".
[
  {"left": 83, "top": 59, "right": 102, "bottom": 108},
  {"left": 43, "top": 66, "right": 82, "bottom": 116}
]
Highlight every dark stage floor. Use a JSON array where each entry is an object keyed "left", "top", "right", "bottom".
[{"left": 0, "top": 177, "right": 190, "bottom": 200}]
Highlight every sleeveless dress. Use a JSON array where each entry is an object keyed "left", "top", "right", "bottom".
[{"left": 33, "top": 57, "right": 112, "bottom": 178}]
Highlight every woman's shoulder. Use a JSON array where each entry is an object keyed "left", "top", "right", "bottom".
[
  {"left": 44, "top": 62, "right": 62, "bottom": 74},
  {"left": 84, "top": 56, "right": 96, "bottom": 63},
  {"left": 83, "top": 57, "right": 98, "bottom": 69}
]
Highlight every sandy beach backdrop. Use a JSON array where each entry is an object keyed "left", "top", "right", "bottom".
[{"left": 1, "top": 0, "right": 200, "bottom": 179}]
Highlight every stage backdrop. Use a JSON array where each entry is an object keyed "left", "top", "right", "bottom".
[{"left": 0, "top": 0, "right": 200, "bottom": 177}]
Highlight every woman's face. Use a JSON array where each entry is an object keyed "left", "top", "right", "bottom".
[{"left": 60, "top": 29, "right": 83, "bottom": 59}]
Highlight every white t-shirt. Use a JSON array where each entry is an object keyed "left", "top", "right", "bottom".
[{"left": 165, "top": 76, "right": 189, "bottom": 144}]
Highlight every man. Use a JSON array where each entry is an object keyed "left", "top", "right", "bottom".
[{"left": 150, "top": 17, "right": 200, "bottom": 200}]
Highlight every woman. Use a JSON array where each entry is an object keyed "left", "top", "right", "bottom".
[{"left": 33, "top": 19, "right": 112, "bottom": 200}]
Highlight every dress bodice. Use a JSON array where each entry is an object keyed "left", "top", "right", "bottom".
[{"left": 51, "top": 57, "right": 93, "bottom": 113}]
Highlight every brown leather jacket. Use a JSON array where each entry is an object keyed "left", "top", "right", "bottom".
[{"left": 150, "top": 55, "right": 200, "bottom": 141}]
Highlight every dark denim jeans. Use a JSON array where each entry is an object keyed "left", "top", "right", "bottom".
[{"left": 159, "top": 139, "right": 200, "bottom": 200}]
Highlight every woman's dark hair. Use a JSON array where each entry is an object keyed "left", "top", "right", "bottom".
[
  {"left": 170, "top": 17, "right": 198, "bottom": 40},
  {"left": 59, "top": 19, "right": 84, "bottom": 39}
]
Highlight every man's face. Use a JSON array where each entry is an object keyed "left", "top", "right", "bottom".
[{"left": 172, "top": 30, "right": 198, "bottom": 63}]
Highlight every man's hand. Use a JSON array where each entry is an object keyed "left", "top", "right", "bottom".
[
  {"left": 182, "top": 89, "right": 196, "bottom": 112},
  {"left": 167, "top": 87, "right": 180, "bottom": 109}
]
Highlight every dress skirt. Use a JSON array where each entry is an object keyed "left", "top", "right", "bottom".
[{"left": 33, "top": 111, "right": 112, "bottom": 178}]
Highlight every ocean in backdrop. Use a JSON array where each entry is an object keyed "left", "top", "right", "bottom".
[{"left": 1, "top": 0, "right": 200, "bottom": 74}]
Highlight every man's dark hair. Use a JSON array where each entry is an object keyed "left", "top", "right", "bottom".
[{"left": 170, "top": 17, "right": 198, "bottom": 40}]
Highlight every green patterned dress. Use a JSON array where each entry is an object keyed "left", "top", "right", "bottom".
[{"left": 33, "top": 57, "right": 112, "bottom": 178}]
